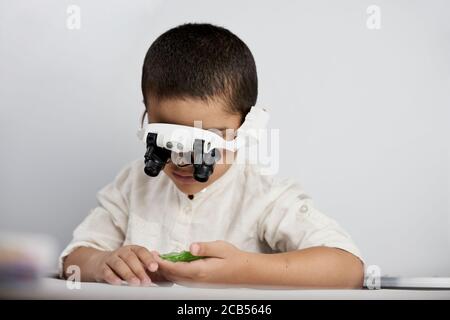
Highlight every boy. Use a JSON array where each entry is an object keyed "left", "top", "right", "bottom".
[{"left": 61, "top": 23, "right": 364, "bottom": 288}]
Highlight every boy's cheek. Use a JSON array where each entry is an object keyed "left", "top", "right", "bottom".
[
  {"left": 209, "top": 163, "right": 229, "bottom": 180},
  {"left": 220, "top": 149, "right": 235, "bottom": 165}
]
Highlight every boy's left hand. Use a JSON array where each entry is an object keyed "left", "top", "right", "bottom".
[{"left": 152, "top": 240, "right": 251, "bottom": 286}]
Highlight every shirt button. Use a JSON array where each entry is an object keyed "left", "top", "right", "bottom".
[
  {"left": 300, "top": 204, "right": 309, "bottom": 213},
  {"left": 184, "top": 205, "right": 192, "bottom": 213}
]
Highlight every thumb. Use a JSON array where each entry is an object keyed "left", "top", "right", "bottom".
[{"left": 190, "top": 240, "right": 231, "bottom": 258}]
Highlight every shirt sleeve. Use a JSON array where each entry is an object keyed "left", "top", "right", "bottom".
[
  {"left": 257, "top": 180, "right": 364, "bottom": 263},
  {"left": 58, "top": 163, "right": 133, "bottom": 277}
]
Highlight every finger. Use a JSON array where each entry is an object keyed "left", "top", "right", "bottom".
[
  {"left": 101, "top": 265, "right": 122, "bottom": 285},
  {"left": 128, "top": 251, "right": 169, "bottom": 283},
  {"left": 106, "top": 257, "right": 140, "bottom": 286},
  {"left": 148, "top": 251, "right": 175, "bottom": 282},
  {"left": 131, "top": 246, "right": 159, "bottom": 272},
  {"left": 119, "top": 251, "right": 152, "bottom": 286},
  {"left": 190, "top": 240, "right": 229, "bottom": 258}
]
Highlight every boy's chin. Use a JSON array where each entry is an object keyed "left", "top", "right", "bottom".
[
  {"left": 171, "top": 179, "right": 208, "bottom": 195},
  {"left": 164, "top": 163, "right": 231, "bottom": 195},
  {"left": 163, "top": 170, "right": 209, "bottom": 195}
]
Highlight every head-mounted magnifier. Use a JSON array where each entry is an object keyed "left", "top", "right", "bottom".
[{"left": 137, "top": 106, "right": 269, "bottom": 183}]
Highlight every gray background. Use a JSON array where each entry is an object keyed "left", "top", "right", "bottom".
[{"left": 1, "top": 0, "right": 449, "bottom": 277}]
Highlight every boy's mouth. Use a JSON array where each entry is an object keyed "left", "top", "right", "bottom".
[{"left": 172, "top": 171, "right": 197, "bottom": 184}]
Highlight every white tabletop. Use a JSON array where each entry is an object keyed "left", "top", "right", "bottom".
[{"left": 1, "top": 278, "right": 450, "bottom": 300}]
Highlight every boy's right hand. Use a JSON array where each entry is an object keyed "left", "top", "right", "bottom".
[{"left": 93, "top": 245, "right": 169, "bottom": 286}]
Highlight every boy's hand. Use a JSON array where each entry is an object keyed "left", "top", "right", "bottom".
[
  {"left": 153, "top": 240, "right": 251, "bottom": 286},
  {"left": 93, "top": 245, "right": 171, "bottom": 286}
]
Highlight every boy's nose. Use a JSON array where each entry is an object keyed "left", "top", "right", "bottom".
[{"left": 171, "top": 151, "right": 194, "bottom": 167}]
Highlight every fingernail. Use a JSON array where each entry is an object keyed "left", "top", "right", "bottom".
[
  {"left": 129, "top": 277, "right": 140, "bottom": 286},
  {"left": 142, "top": 278, "right": 152, "bottom": 286},
  {"left": 148, "top": 262, "right": 158, "bottom": 272},
  {"left": 190, "top": 243, "right": 200, "bottom": 255},
  {"left": 112, "top": 279, "right": 122, "bottom": 286}
]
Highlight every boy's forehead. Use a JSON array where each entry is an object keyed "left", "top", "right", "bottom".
[{"left": 148, "top": 97, "right": 241, "bottom": 130}]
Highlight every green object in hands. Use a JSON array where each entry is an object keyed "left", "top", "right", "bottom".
[{"left": 160, "top": 251, "right": 205, "bottom": 262}]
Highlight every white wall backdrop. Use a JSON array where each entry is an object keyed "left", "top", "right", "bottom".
[{"left": 1, "top": 0, "right": 449, "bottom": 276}]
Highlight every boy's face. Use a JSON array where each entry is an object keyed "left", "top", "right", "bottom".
[{"left": 147, "top": 96, "right": 242, "bottom": 195}]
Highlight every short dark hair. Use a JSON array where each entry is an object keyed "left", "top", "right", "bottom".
[{"left": 141, "top": 23, "right": 258, "bottom": 122}]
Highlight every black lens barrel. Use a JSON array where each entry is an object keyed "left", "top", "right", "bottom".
[
  {"left": 144, "top": 134, "right": 218, "bottom": 183},
  {"left": 144, "top": 133, "right": 171, "bottom": 177}
]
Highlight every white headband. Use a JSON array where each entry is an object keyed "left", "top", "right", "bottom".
[{"left": 137, "top": 106, "right": 269, "bottom": 153}]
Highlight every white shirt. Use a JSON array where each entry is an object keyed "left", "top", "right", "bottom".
[{"left": 59, "top": 158, "right": 363, "bottom": 274}]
